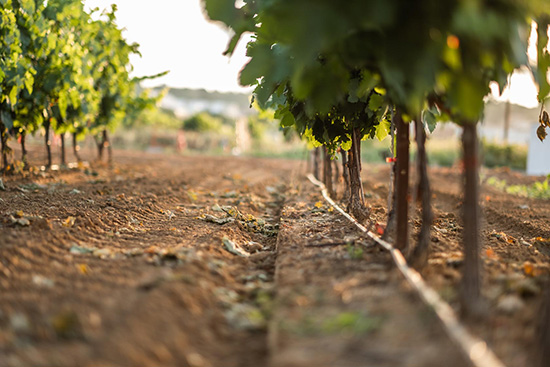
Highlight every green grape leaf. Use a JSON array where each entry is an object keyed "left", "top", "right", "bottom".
[
  {"left": 368, "top": 93, "right": 384, "bottom": 111},
  {"left": 422, "top": 109, "right": 437, "bottom": 133},
  {"left": 375, "top": 118, "right": 391, "bottom": 141}
]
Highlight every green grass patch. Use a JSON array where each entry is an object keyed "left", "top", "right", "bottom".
[{"left": 486, "top": 176, "right": 550, "bottom": 199}]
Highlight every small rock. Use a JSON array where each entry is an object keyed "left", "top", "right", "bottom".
[
  {"left": 70, "top": 245, "right": 96, "bottom": 254},
  {"left": 9, "top": 216, "right": 30, "bottom": 227},
  {"left": 10, "top": 313, "right": 30, "bottom": 332},
  {"left": 222, "top": 237, "right": 249, "bottom": 258},
  {"left": 93, "top": 248, "right": 113, "bottom": 258},
  {"left": 32, "top": 275, "right": 55, "bottom": 288},
  {"left": 0, "top": 178, "right": 5, "bottom": 191},
  {"left": 518, "top": 204, "right": 530, "bottom": 210},
  {"left": 69, "top": 189, "right": 82, "bottom": 195},
  {"left": 497, "top": 294, "right": 525, "bottom": 314}
]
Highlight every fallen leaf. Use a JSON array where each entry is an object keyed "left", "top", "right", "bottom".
[
  {"left": 315, "top": 201, "right": 323, "bottom": 209},
  {"left": 523, "top": 261, "right": 534, "bottom": 277},
  {"left": 63, "top": 216, "right": 76, "bottom": 228},
  {"left": 77, "top": 264, "right": 90, "bottom": 275}
]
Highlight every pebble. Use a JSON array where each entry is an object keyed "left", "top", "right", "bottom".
[
  {"left": 10, "top": 313, "right": 30, "bottom": 332},
  {"left": 497, "top": 294, "right": 525, "bottom": 314}
]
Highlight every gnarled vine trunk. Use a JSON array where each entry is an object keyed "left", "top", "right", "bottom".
[
  {"left": 44, "top": 120, "right": 52, "bottom": 169},
  {"left": 0, "top": 122, "right": 9, "bottom": 171},
  {"left": 340, "top": 149, "right": 350, "bottom": 202},
  {"left": 394, "top": 109, "right": 409, "bottom": 252},
  {"left": 95, "top": 134, "right": 104, "bottom": 161},
  {"left": 322, "top": 146, "right": 335, "bottom": 198},
  {"left": 347, "top": 127, "right": 369, "bottom": 222},
  {"left": 72, "top": 132, "right": 82, "bottom": 163},
  {"left": 411, "top": 118, "right": 433, "bottom": 268},
  {"left": 536, "top": 287, "right": 550, "bottom": 367},
  {"left": 60, "top": 133, "right": 66, "bottom": 167},
  {"left": 104, "top": 130, "right": 113, "bottom": 164},
  {"left": 95, "top": 130, "right": 113, "bottom": 164},
  {"left": 461, "top": 122, "right": 483, "bottom": 317},
  {"left": 384, "top": 111, "right": 397, "bottom": 240},
  {"left": 312, "top": 147, "right": 321, "bottom": 180},
  {"left": 20, "top": 131, "right": 28, "bottom": 167}
]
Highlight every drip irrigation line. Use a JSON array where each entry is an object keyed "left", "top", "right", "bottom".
[{"left": 307, "top": 173, "right": 506, "bottom": 367}]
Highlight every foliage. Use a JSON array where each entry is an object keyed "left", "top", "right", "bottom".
[
  {"left": 481, "top": 140, "right": 527, "bottom": 171},
  {"left": 183, "top": 112, "right": 224, "bottom": 133},
  {"left": 202, "top": 0, "right": 549, "bottom": 152},
  {"left": 0, "top": 0, "right": 165, "bottom": 169},
  {"left": 135, "top": 108, "right": 182, "bottom": 130},
  {"left": 486, "top": 176, "right": 550, "bottom": 199}
]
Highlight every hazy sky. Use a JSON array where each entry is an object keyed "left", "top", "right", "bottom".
[
  {"left": 84, "top": 0, "right": 541, "bottom": 108},
  {"left": 84, "top": 0, "right": 252, "bottom": 93}
]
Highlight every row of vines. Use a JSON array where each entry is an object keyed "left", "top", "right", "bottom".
[
  {"left": 0, "top": 0, "right": 163, "bottom": 172},
  {"left": 203, "top": 0, "right": 550, "bottom": 365}
]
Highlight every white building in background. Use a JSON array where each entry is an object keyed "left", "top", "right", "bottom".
[
  {"left": 152, "top": 87, "right": 255, "bottom": 120},
  {"left": 527, "top": 124, "right": 550, "bottom": 176}
]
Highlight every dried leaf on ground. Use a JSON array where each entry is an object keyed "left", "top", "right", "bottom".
[
  {"left": 63, "top": 216, "right": 77, "bottom": 228},
  {"left": 222, "top": 237, "right": 249, "bottom": 258},
  {"left": 77, "top": 264, "right": 90, "bottom": 275}
]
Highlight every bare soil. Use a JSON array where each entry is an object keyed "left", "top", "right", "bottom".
[{"left": 0, "top": 148, "right": 548, "bottom": 367}]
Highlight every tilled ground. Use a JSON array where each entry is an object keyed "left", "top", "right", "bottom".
[{"left": 0, "top": 149, "right": 549, "bottom": 367}]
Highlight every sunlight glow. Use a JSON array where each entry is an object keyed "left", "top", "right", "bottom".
[{"left": 84, "top": 0, "right": 252, "bottom": 93}]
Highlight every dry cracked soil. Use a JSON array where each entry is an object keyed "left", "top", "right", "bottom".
[{"left": 0, "top": 148, "right": 549, "bottom": 367}]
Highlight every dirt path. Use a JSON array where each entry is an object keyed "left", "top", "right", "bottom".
[{"left": 1, "top": 150, "right": 549, "bottom": 367}]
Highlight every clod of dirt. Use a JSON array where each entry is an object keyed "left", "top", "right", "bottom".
[
  {"left": 224, "top": 303, "right": 266, "bottom": 331},
  {"left": 244, "top": 241, "right": 263, "bottom": 253},
  {"left": 51, "top": 310, "right": 83, "bottom": 339}
]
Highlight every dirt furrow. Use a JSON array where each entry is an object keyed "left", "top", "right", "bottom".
[{"left": 268, "top": 183, "right": 468, "bottom": 367}]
